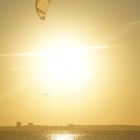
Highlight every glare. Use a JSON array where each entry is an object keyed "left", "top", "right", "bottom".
[
  {"left": 30, "top": 33, "right": 95, "bottom": 89},
  {"left": 51, "top": 134, "right": 75, "bottom": 140},
  {"left": 47, "top": 48, "right": 90, "bottom": 83},
  {"left": 30, "top": 48, "right": 92, "bottom": 88}
]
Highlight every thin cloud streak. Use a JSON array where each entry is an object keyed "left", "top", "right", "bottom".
[
  {"left": 7, "top": 66, "right": 31, "bottom": 71},
  {"left": 112, "top": 20, "right": 140, "bottom": 27},
  {"left": 0, "top": 51, "right": 47, "bottom": 58},
  {"left": 0, "top": 66, "right": 32, "bottom": 71},
  {"left": 89, "top": 20, "right": 140, "bottom": 29},
  {"left": 0, "top": 44, "right": 123, "bottom": 59}
]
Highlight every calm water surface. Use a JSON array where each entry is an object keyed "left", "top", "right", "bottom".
[{"left": 0, "top": 131, "right": 140, "bottom": 140}]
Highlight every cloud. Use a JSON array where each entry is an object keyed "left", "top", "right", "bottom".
[
  {"left": 89, "top": 20, "right": 140, "bottom": 29},
  {"left": 7, "top": 66, "right": 29, "bottom": 71},
  {"left": 0, "top": 44, "right": 124, "bottom": 59},
  {"left": 0, "top": 51, "right": 46, "bottom": 58},
  {"left": 129, "top": 20, "right": 140, "bottom": 25},
  {"left": 0, "top": 53, "right": 30, "bottom": 57},
  {"left": 0, "top": 44, "right": 124, "bottom": 71},
  {"left": 112, "top": 20, "right": 140, "bottom": 27}
]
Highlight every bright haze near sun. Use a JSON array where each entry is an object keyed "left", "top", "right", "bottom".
[
  {"left": 0, "top": 0, "right": 140, "bottom": 126},
  {"left": 31, "top": 34, "right": 93, "bottom": 89}
]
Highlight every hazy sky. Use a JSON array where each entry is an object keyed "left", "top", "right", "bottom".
[{"left": 0, "top": 0, "right": 140, "bottom": 126}]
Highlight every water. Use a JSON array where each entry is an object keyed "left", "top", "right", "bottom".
[{"left": 0, "top": 131, "right": 140, "bottom": 140}]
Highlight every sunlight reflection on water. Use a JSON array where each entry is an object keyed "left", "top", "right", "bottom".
[
  {"left": 50, "top": 133, "right": 76, "bottom": 140},
  {"left": 1, "top": 131, "right": 140, "bottom": 140}
]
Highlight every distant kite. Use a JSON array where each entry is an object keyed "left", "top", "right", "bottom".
[
  {"left": 36, "top": 0, "right": 52, "bottom": 20},
  {"left": 42, "top": 93, "right": 50, "bottom": 97}
]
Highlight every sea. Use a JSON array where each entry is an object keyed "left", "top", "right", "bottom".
[{"left": 0, "top": 131, "right": 140, "bottom": 140}]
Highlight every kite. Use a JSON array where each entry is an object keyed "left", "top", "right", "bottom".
[{"left": 36, "top": 0, "right": 52, "bottom": 20}]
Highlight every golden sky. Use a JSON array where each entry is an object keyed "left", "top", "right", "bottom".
[{"left": 0, "top": 0, "right": 140, "bottom": 126}]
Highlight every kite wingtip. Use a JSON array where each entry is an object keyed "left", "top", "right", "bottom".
[{"left": 36, "top": 0, "right": 51, "bottom": 21}]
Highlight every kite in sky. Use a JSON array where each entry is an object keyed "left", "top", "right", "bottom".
[{"left": 36, "top": 0, "right": 52, "bottom": 20}]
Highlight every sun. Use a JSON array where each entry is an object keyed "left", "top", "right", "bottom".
[
  {"left": 30, "top": 34, "right": 93, "bottom": 90},
  {"left": 48, "top": 47, "right": 91, "bottom": 83},
  {"left": 31, "top": 48, "right": 91, "bottom": 87}
]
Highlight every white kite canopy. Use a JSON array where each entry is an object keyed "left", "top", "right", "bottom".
[{"left": 36, "top": 0, "right": 52, "bottom": 20}]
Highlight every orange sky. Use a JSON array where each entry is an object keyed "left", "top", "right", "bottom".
[{"left": 0, "top": 0, "right": 140, "bottom": 126}]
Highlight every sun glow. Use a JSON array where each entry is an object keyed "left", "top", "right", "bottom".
[
  {"left": 47, "top": 48, "right": 90, "bottom": 82},
  {"left": 31, "top": 47, "right": 92, "bottom": 88},
  {"left": 30, "top": 35, "right": 93, "bottom": 89}
]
